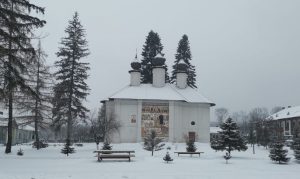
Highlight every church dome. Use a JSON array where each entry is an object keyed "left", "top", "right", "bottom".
[
  {"left": 131, "top": 55, "right": 141, "bottom": 70},
  {"left": 176, "top": 59, "right": 188, "bottom": 72},
  {"left": 152, "top": 53, "right": 166, "bottom": 66}
]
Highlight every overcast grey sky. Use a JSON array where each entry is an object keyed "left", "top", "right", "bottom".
[{"left": 35, "top": 0, "right": 300, "bottom": 114}]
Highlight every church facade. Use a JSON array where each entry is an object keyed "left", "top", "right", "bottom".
[{"left": 102, "top": 55, "right": 215, "bottom": 143}]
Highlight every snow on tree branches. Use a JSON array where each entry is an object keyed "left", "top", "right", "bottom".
[{"left": 211, "top": 118, "right": 248, "bottom": 155}]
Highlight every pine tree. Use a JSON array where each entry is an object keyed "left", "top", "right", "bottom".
[
  {"left": 141, "top": 30, "right": 169, "bottom": 83},
  {"left": 102, "top": 140, "right": 112, "bottom": 150},
  {"left": 211, "top": 118, "right": 248, "bottom": 155},
  {"left": 171, "top": 35, "right": 197, "bottom": 88},
  {"left": 163, "top": 151, "right": 173, "bottom": 163},
  {"left": 0, "top": 0, "right": 46, "bottom": 153},
  {"left": 61, "top": 139, "right": 75, "bottom": 156},
  {"left": 186, "top": 140, "right": 197, "bottom": 152},
  {"left": 269, "top": 140, "right": 290, "bottom": 164},
  {"left": 52, "top": 12, "right": 90, "bottom": 146},
  {"left": 292, "top": 138, "right": 300, "bottom": 161},
  {"left": 144, "top": 130, "right": 165, "bottom": 156}
]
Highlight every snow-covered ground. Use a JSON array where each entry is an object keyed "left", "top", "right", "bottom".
[{"left": 0, "top": 143, "right": 299, "bottom": 179}]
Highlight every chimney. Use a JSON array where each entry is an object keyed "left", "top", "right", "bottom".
[
  {"left": 152, "top": 53, "right": 166, "bottom": 88},
  {"left": 129, "top": 55, "right": 141, "bottom": 86},
  {"left": 175, "top": 60, "right": 188, "bottom": 89}
]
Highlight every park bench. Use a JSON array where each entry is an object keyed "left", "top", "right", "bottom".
[
  {"left": 174, "top": 152, "right": 204, "bottom": 157},
  {"left": 93, "top": 150, "right": 135, "bottom": 162}
]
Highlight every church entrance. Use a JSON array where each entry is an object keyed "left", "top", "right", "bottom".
[{"left": 188, "top": 132, "right": 196, "bottom": 142}]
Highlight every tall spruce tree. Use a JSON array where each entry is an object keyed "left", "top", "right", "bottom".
[
  {"left": 171, "top": 35, "right": 197, "bottom": 88},
  {"left": 211, "top": 118, "right": 248, "bottom": 155},
  {"left": 52, "top": 12, "right": 90, "bottom": 147},
  {"left": 141, "top": 30, "right": 169, "bottom": 83},
  {"left": 0, "top": 0, "right": 46, "bottom": 153}
]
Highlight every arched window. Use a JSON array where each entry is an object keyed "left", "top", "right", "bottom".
[{"left": 159, "top": 115, "right": 164, "bottom": 125}]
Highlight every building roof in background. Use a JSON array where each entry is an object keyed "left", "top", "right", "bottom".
[
  {"left": 267, "top": 106, "right": 300, "bottom": 120},
  {"left": 107, "top": 84, "right": 215, "bottom": 106}
]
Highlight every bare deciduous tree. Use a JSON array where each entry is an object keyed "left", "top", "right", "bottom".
[
  {"left": 90, "top": 104, "right": 121, "bottom": 149},
  {"left": 249, "top": 107, "right": 270, "bottom": 147},
  {"left": 215, "top": 108, "right": 229, "bottom": 125},
  {"left": 270, "top": 106, "right": 283, "bottom": 115},
  {"left": 231, "top": 111, "right": 249, "bottom": 136}
]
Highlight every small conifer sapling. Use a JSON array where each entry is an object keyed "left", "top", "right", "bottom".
[
  {"left": 61, "top": 139, "right": 75, "bottom": 156},
  {"left": 163, "top": 151, "right": 173, "bottom": 163},
  {"left": 269, "top": 141, "right": 290, "bottom": 164},
  {"left": 292, "top": 138, "right": 300, "bottom": 161}
]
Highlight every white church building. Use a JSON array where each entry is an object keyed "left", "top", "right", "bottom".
[{"left": 102, "top": 54, "right": 215, "bottom": 143}]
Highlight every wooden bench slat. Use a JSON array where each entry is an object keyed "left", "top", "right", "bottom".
[
  {"left": 174, "top": 151, "right": 204, "bottom": 157},
  {"left": 100, "top": 155, "right": 130, "bottom": 158},
  {"left": 174, "top": 152, "right": 204, "bottom": 154},
  {"left": 94, "top": 150, "right": 135, "bottom": 153},
  {"left": 95, "top": 150, "right": 136, "bottom": 162}
]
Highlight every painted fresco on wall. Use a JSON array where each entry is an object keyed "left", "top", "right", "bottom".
[{"left": 141, "top": 102, "right": 169, "bottom": 137}]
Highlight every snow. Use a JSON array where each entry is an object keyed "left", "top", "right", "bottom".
[
  {"left": 210, "top": 127, "right": 222, "bottom": 134},
  {"left": 0, "top": 119, "right": 34, "bottom": 131},
  {"left": 108, "top": 84, "right": 215, "bottom": 105},
  {"left": 18, "top": 125, "right": 35, "bottom": 131},
  {"left": 268, "top": 106, "right": 300, "bottom": 120},
  {"left": 0, "top": 143, "right": 299, "bottom": 179}
]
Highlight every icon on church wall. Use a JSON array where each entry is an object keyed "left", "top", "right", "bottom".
[
  {"left": 141, "top": 102, "right": 169, "bottom": 138},
  {"left": 130, "top": 115, "right": 136, "bottom": 123}
]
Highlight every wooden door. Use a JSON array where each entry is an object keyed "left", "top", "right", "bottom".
[{"left": 188, "top": 132, "right": 195, "bottom": 142}]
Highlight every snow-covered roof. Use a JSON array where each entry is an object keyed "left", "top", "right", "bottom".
[
  {"left": 18, "top": 125, "right": 35, "bottom": 131},
  {"left": 267, "top": 106, "right": 300, "bottom": 120},
  {"left": 107, "top": 84, "right": 215, "bottom": 106},
  {"left": 0, "top": 118, "right": 35, "bottom": 131},
  {"left": 0, "top": 120, "right": 7, "bottom": 127},
  {"left": 210, "top": 127, "right": 221, "bottom": 133}
]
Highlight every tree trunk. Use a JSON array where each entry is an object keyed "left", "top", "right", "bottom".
[
  {"left": 34, "top": 117, "right": 40, "bottom": 149},
  {"left": 67, "top": 52, "right": 76, "bottom": 143},
  {"left": 5, "top": 91, "right": 13, "bottom": 153},
  {"left": 34, "top": 51, "right": 41, "bottom": 150},
  {"left": 5, "top": 2, "right": 14, "bottom": 154}
]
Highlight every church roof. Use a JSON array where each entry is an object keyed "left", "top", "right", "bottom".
[
  {"left": 107, "top": 84, "right": 215, "bottom": 106},
  {"left": 267, "top": 105, "right": 300, "bottom": 120}
]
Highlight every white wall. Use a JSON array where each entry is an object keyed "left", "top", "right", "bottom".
[
  {"left": 130, "top": 71, "right": 141, "bottom": 86},
  {"left": 110, "top": 99, "right": 138, "bottom": 143},
  {"left": 172, "top": 102, "right": 210, "bottom": 143},
  {"left": 152, "top": 68, "right": 165, "bottom": 88},
  {"left": 108, "top": 99, "right": 211, "bottom": 143}
]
